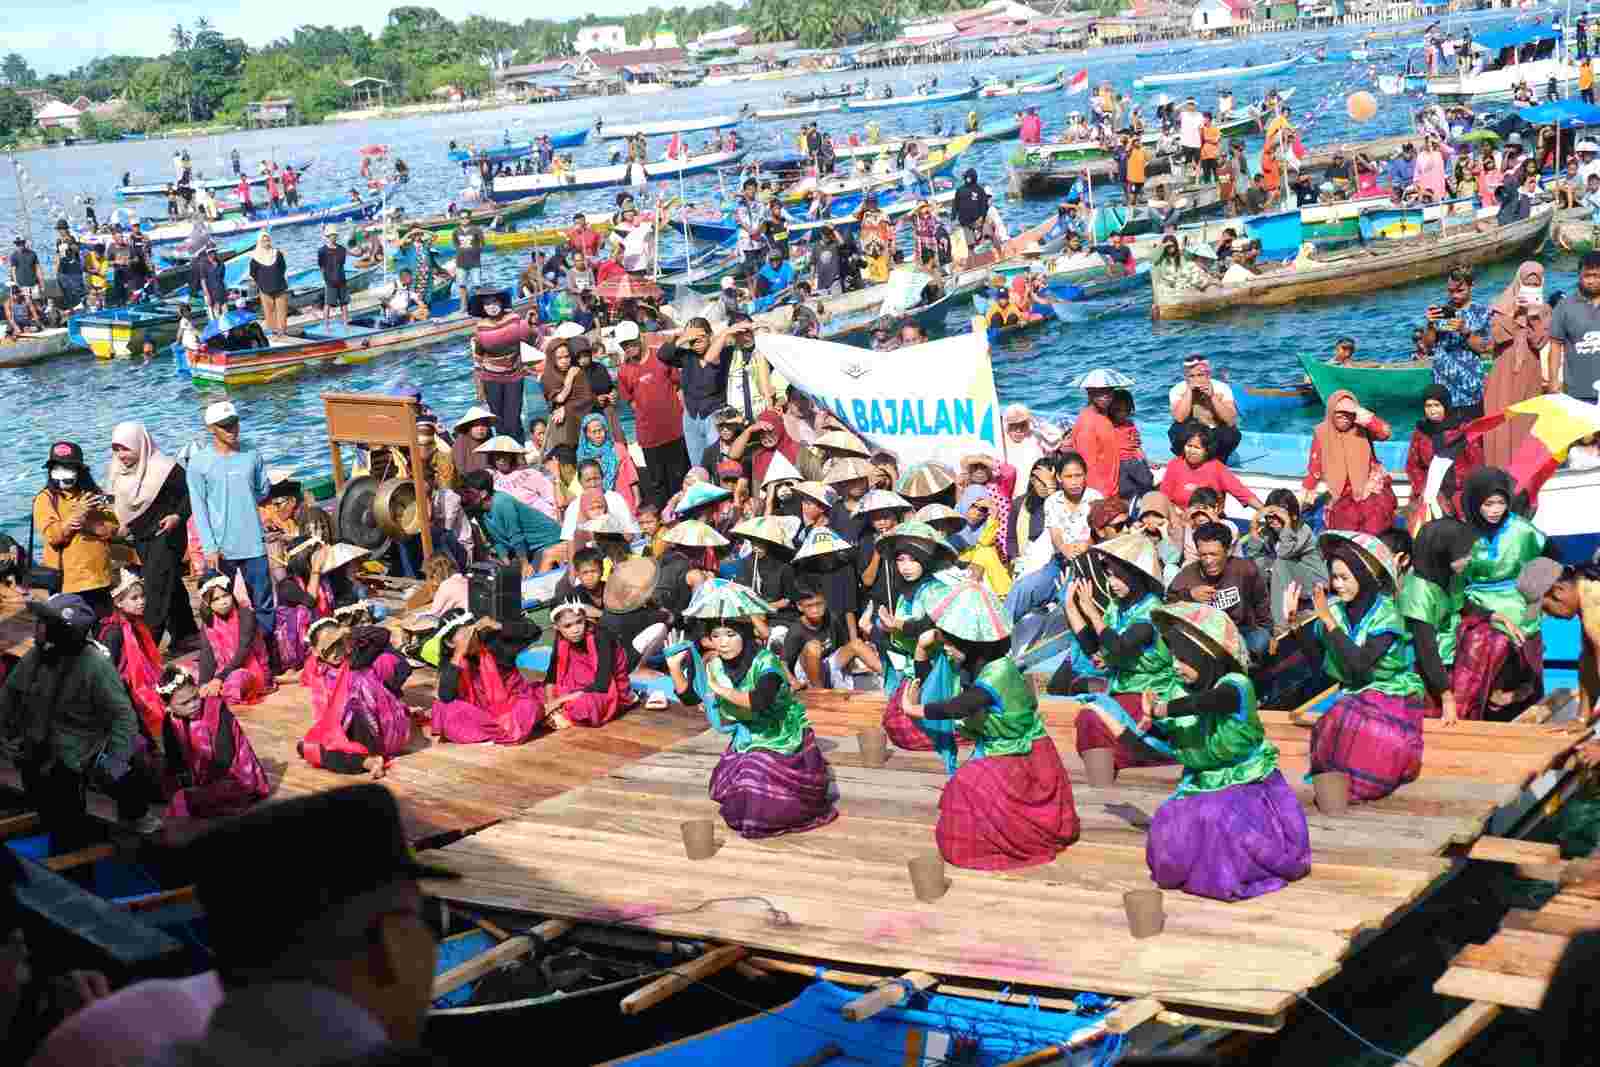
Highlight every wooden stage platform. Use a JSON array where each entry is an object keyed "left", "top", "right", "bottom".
[{"left": 430, "top": 691, "right": 1586, "bottom": 1032}]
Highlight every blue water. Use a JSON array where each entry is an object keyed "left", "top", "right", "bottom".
[{"left": 0, "top": 12, "right": 1560, "bottom": 541}]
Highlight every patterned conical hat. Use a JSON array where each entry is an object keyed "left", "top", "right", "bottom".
[
  {"left": 929, "top": 581, "right": 1012, "bottom": 643},
  {"left": 731, "top": 515, "right": 801, "bottom": 555},
  {"left": 661, "top": 518, "right": 729, "bottom": 548},
  {"left": 675, "top": 481, "right": 733, "bottom": 516},
  {"left": 879, "top": 519, "right": 958, "bottom": 560},
  {"left": 897, "top": 461, "right": 956, "bottom": 500},
  {"left": 1089, "top": 531, "right": 1164, "bottom": 589},
  {"left": 814, "top": 429, "right": 872, "bottom": 457},
  {"left": 683, "top": 578, "right": 773, "bottom": 620},
  {"left": 762, "top": 452, "right": 803, "bottom": 488},
  {"left": 822, "top": 456, "right": 874, "bottom": 485},
  {"left": 474, "top": 434, "right": 525, "bottom": 455},
  {"left": 1318, "top": 530, "right": 1400, "bottom": 592},
  {"left": 914, "top": 502, "right": 963, "bottom": 526},
  {"left": 791, "top": 481, "right": 838, "bottom": 509},
  {"left": 579, "top": 514, "right": 630, "bottom": 538},
  {"left": 858, "top": 489, "right": 911, "bottom": 515},
  {"left": 793, "top": 527, "right": 855, "bottom": 564},
  {"left": 1152, "top": 601, "right": 1249, "bottom": 673}
]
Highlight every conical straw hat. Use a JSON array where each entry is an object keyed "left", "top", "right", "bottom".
[
  {"left": 929, "top": 581, "right": 1012, "bottom": 643},
  {"left": 661, "top": 518, "right": 729, "bottom": 548},
  {"left": 1152, "top": 601, "right": 1249, "bottom": 673},
  {"left": 1089, "top": 531, "right": 1164, "bottom": 588},
  {"left": 683, "top": 578, "right": 774, "bottom": 620}
]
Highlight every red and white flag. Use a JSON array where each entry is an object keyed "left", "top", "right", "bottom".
[
  {"left": 666, "top": 133, "right": 683, "bottom": 159},
  {"left": 1066, "top": 70, "right": 1088, "bottom": 95}
]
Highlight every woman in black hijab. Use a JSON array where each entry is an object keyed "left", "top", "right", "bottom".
[
  {"left": 1403, "top": 384, "right": 1481, "bottom": 524},
  {"left": 1398, "top": 518, "right": 1477, "bottom": 722}
]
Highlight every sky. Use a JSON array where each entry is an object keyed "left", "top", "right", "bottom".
[{"left": 10, "top": 1, "right": 709, "bottom": 75}]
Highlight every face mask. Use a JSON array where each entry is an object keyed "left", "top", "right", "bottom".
[
  {"left": 1519, "top": 285, "right": 1543, "bottom": 303},
  {"left": 49, "top": 466, "right": 77, "bottom": 487}
]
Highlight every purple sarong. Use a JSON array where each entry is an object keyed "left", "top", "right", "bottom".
[
  {"left": 1147, "top": 770, "right": 1311, "bottom": 901},
  {"left": 709, "top": 730, "right": 838, "bottom": 839},
  {"left": 1309, "top": 689, "right": 1425, "bottom": 804},
  {"left": 276, "top": 603, "right": 312, "bottom": 672}
]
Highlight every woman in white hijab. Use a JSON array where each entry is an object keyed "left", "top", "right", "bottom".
[
  {"left": 107, "top": 422, "right": 198, "bottom": 645},
  {"left": 999, "top": 403, "right": 1064, "bottom": 486},
  {"left": 247, "top": 232, "right": 290, "bottom": 335}
]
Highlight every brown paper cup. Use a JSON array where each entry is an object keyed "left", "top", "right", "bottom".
[
  {"left": 1123, "top": 889, "right": 1165, "bottom": 939},
  {"left": 908, "top": 853, "right": 949, "bottom": 902},
  {"left": 1313, "top": 771, "right": 1350, "bottom": 815},
  {"left": 681, "top": 819, "right": 718, "bottom": 860},
  {"left": 1083, "top": 748, "right": 1117, "bottom": 788},
  {"left": 858, "top": 727, "right": 889, "bottom": 767}
]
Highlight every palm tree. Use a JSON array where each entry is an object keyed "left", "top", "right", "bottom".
[
  {"left": 170, "top": 23, "right": 192, "bottom": 52},
  {"left": 750, "top": 0, "right": 795, "bottom": 43}
]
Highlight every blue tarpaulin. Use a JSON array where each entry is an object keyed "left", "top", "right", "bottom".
[
  {"left": 1474, "top": 25, "right": 1561, "bottom": 52},
  {"left": 1517, "top": 100, "right": 1600, "bottom": 128}
]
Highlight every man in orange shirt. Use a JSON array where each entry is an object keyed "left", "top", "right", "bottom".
[
  {"left": 1199, "top": 111, "right": 1221, "bottom": 184},
  {"left": 1125, "top": 136, "right": 1148, "bottom": 206}
]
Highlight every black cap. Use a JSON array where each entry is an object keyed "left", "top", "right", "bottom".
[
  {"left": 43, "top": 440, "right": 88, "bottom": 471},
  {"left": 27, "top": 593, "right": 97, "bottom": 633},
  {"left": 190, "top": 785, "right": 456, "bottom": 970}
]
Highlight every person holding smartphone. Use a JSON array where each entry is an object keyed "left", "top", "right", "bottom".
[{"left": 1421, "top": 265, "right": 1492, "bottom": 416}]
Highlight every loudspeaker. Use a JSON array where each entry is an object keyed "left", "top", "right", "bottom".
[{"left": 467, "top": 563, "right": 522, "bottom": 624}]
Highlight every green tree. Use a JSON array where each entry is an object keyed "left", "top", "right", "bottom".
[
  {"left": 750, "top": 0, "right": 796, "bottom": 42},
  {"left": 0, "top": 88, "right": 32, "bottom": 136},
  {"left": 1, "top": 54, "right": 36, "bottom": 88}
]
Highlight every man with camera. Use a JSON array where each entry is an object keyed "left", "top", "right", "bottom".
[{"left": 1421, "top": 265, "right": 1492, "bottom": 415}]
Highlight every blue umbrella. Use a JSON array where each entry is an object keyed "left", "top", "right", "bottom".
[{"left": 200, "top": 310, "right": 258, "bottom": 343}]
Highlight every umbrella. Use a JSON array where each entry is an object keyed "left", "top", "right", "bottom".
[
  {"left": 731, "top": 515, "right": 801, "bottom": 555},
  {"left": 594, "top": 274, "right": 663, "bottom": 303},
  {"left": 661, "top": 518, "right": 729, "bottom": 548},
  {"left": 200, "top": 310, "right": 259, "bottom": 344},
  {"left": 1068, "top": 368, "right": 1135, "bottom": 388},
  {"left": 928, "top": 582, "right": 1011, "bottom": 643},
  {"left": 684, "top": 578, "right": 773, "bottom": 620}
]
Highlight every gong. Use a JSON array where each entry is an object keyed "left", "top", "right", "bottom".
[
  {"left": 333, "top": 475, "right": 391, "bottom": 556},
  {"left": 373, "top": 478, "right": 421, "bottom": 538}
]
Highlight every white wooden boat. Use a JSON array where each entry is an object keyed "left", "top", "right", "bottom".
[
  {"left": 0, "top": 328, "right": 72, "bottom": 368},
  {"left": 599, "top": 114, "right": 741, "bottom": 140},
  {"left": 482, "top": 148, "right": 746, "bottom": 199},
  {"left": 754, "top": 103, "right": 843, "bottom": 121},
  {"left": 1133, "top": 53, "right": 1307, "bottom": 90}
]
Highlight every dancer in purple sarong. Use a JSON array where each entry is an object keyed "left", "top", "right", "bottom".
[
  {"left": 665, "top": 579, "right": 837, "bottom": 839},
  {"left": 1084, "top": 601, "right": 1309, "bottom": 900},
  {"left": 156, "top": 666, "right": 271, "bottom": 819}
]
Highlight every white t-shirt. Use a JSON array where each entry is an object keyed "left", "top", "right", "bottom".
[
  {"left": 1579, "top": 158, "right": 1600, "bottom": 187},
  {"left": 1168, "top": 379, "right": 1236, "bottom": 425},
  {"left": 1179, "top": 110, "right": 1205, "bottom": 149},
  {"left": 1018, "top": 488, "right": 1104, "bottom": 576},
  {"left": 560, "top": 491, "right": 638, "bottom": 539}
]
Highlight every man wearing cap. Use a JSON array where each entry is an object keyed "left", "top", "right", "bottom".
[
  {"left": 954, "top": 169, "right": 991, "bottom": 252},
  {"left": 1578, "top": 141, "right": 1600, "bottom": 188},
  {"left": 316, "top": 225, "right": 350, "bottom": 329},
  {"left": 186, "top": 402, "right": 279, "bottom": 675},
  {"left": 616, "top": 319, "right": 690, "bottom": 511},
  {"left": 0, "top": 593, "right": 151, "bottom": 844},
  {"left": 148, "top": 785, "right": 451, "bottom": 1065}
]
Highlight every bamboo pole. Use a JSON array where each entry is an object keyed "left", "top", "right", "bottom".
[
  {"left": 431, "top": 918, "right": 574, "bottom": 999},
  {"left": 620, "top": 944, "right": 748, "bottom": 1015},
  {"left": 840, "top": 971, "right": 938, "bottom": 1021}
]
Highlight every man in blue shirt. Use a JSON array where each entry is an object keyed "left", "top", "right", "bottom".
[
  {"left": 754, "top": 247, "right": 795, "bottom": 309},
  {"left": 1421, "top": 265, "right": 1492, "bottom": 415},
  {"left": 1384, "top": 144, "right": 1415, "bottom": 195},
  {"left": 186, "top": 400, "right": 278, "bottom": 669},
  {"left": 459, "top": 470, "right": 562, "bottom": 566}
]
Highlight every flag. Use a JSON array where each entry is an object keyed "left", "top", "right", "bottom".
[
  {"left": 1066, "top": 70, "right": 1088, "bottom": 95},
  {"left": 665, "top": 133, "right": 683, "bottom": 159},
  {"left": 1462, "top": 394, "right": 1600, "bottom": 509}
]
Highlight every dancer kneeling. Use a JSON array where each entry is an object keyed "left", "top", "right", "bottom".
[
  {"left": 1066, "top": 533, "right": 1183, "bottom": 784},
  {"left": 196, "top": 571, "right": 276, "bottom": 706},
  {"left": 667, "top": 579, "right": 838, "bottom": 838},
  {"left": 429, "top": 611, "right": 546, "bottom": 743},
  {"left": 1090, "top": 602, "right": 1310, "bottom": 900},
  {"left": 155, "top": 665, "right": 270, "bottom": 818},
  {"left": 1287, "top": 532, "right": 1426, "bottom": 804},
  {"left": 274, "top": 535, "right": 334, "bottom": 671},
  {"left": 877, "top": 521, "right": 968, "bottom": 762},
  {"left": 298, "top": 617, "right": 414, "bottom": 778},
  {"left": 899, "top": 582, "right": 1079, "bottom": 871},
  {"left": 543, "top": 598, "right": 634, "bottom": 729}
]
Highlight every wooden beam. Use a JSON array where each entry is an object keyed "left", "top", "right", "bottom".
[
  {"left": 1465, "top": 837, "right": 1567, "bottom": 881},
  {"left": 0, "top": 813, "right": 40, "bottom": 839},
  {"left": 620, "top": 944, "right": 747, "bottom": 1015},
  {"left": 115, "top": 886, "right": 197, "bottom": 913},
  {"left": 42, "top": 844, "right": 114, "bottom": 872},
  {"left": 431, "top": 918, "right": 574, "bottom": 999},
  {"left": 733, "top": 961, "right": 772, "bottom": 982},
  {"left": 840, "top": 971, "right": 938, "bottom": 1021},
  {"left": 1104, "top": 996, "right": 1165, "bottom": 1034},
  {"left": 1406, "top": 1001, "right": 1502, "bottom": 1067},
  {"left": 1433, "top": 966, "right": 1549, "bottom": 1011},
  {"left": 1512, "top": 689, "right": 1575, "bottom": 726}
]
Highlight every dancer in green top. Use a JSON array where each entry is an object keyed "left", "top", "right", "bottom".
[
  {"left": 898, "top": 582, "right": 1079, "bottom": 870},
  {"left": 1398, "top": 518, "right": 1476, "bottom": 724}
]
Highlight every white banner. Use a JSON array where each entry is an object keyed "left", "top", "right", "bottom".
[{"left": 755, "top": 330, "right": 1004, "bottom": 468}]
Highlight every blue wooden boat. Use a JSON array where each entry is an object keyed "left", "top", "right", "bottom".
[
  {"left": 841, "top": 85, "right": 980, "bottom": 112},
  {"left": 485, "top": 148, "right": 746, "bottom": 199}
]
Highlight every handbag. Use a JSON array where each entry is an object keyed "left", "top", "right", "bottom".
[{"left": 26, "top": 505, "right": 62, "bottom": 595}]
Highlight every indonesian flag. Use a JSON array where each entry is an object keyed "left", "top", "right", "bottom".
[
  {"left": 1066, "top": 70, "right": 1088, "bottom": 95},
  {"left": 1462, "top": 394, "right": 1600, "bottom": 510},
  {"left": 666, "top": 133, "right": 683, "bottom": 160}
]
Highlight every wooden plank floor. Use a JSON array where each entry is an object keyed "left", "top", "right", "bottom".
[
  {"left": 1433, "top": 856, "right": 1600, "bottom": 1011},
  {"left": 433, "top": 691, "right": 1583, "bottom": 1027}
]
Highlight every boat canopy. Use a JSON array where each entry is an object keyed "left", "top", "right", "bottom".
[
  {"left": 1516, "top": 99, "right": 1600, "bottom": 128},
  {"left": 1473, "top": 25, "right": 1561, "bottom": 52}
]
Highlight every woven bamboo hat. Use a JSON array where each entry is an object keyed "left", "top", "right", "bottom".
[
  {"left": 896, "top": 461, "right": 956, "bottom": 500},
  {"left": 661, "top": 519, "right": 729, "bottom": 548},
  {"left": 683, "top": 578, "right": 773, "bottom": 620},
  {"left": 928, "top": 581, "right": 1011, "bottom": 643},
  {"left": 1089, "top": 531, "right": 1164, "bottom": 590},
  {"left": 1152, "top": 601, "right": 1249, "bottom": 674},
  {"left": 731, "top": 515, "right": 801, "bottom": 556}
]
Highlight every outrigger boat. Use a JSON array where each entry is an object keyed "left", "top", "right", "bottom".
[
  {"left": 1151, "top": 203, "right": 1554, "bottom": 319},
  {"left": 481, "top": 148, "right": 747, "bottom": 199},
  {"left": 1133, "top": 52, "right": 1308, "bottom": 89},
  {"left": 0, "top": 328, "right": 73, "bottom": 368},
  {"left": 447, "top": 129, "right": 587, "bottom": 163},
  {"left": 94, "top": 196, "right": 381, "bottom": 247},
  {"left": 114, "top": 162, "right": 313, "bottom": 199},
  {"left": 352, "top": 195, "right": 548, "bottom": 242},
  {"left": 841, "top": 85, "right": 980, "bottom": 112},
  {"left": 599, "top": 115, "right": 741, "bottom": 140}
]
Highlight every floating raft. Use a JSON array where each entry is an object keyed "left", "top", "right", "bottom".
[{"left": 431, "top": 688, "right": 1587, "bottom": 1032}]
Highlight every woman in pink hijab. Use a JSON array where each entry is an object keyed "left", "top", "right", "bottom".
[
  {"left": 1483, "top": 261, "right": 1551, "bottom": 469},
  {"left": 1413, "top": 135, "right": 1448, "bottom": 201}
]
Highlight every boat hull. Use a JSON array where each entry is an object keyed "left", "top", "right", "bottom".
[
  {"left": 1134, "top": 54, "right": 1305, "bottom": 89},
  {"left": 485, "top": 150, "right": 746, "bottom": 198},
  {"left": 186, "top": 306, "right": 477, "bottom": 386},
  {"left": 841, "top": 86, "right": 980, "bottom": 112},
  {"left": 0, "top": 328, "right": 73, "bottom": 367},
  {"left": 600, "top": 115, "right": 740, "bottom": 140},
  {"left": 126, "top": 198, "right": 380, "bottom": 247},
  {"left": 1153, "top": 207, "right": 1553, "bottom": 319},
  {"left": 114, "top": 163, "right": 311, "bottom": 199},
  {"left": 1296, "top": 351, "right": 1440, "bottom": 406}
]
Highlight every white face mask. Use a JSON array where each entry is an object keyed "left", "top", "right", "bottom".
[
  {"left": 49, "top": 466, "right": 77, "bottom": 487},
  {"left": 1519, "top": 285, "right": 1543, "bottom": 303}
]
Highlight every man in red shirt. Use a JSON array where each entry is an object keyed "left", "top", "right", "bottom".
[
  {"left": 265, "top": 170, "right": 283, "bottom": 215},
  {"left": 615, "top": 321, "right": 689, "bottom": 510},
  {"left": 282, "top": 166, "right": 300, "bottom": 209},
  {"left": 567, "top": 213, "right": 602, "bottom": 259},
  {"left": 235, "top": 176, "right": 254, "bottom": 220}
]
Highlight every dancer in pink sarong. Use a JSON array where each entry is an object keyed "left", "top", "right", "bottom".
[
  {"left": 196, "top": 571, "right": 275, "bottom": 706},
  {"left": 155, "top": 665, "right": 270, "bottom": 818},
  {"left": 429, "top": 612, "right": 548, "bottom": 744}
]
